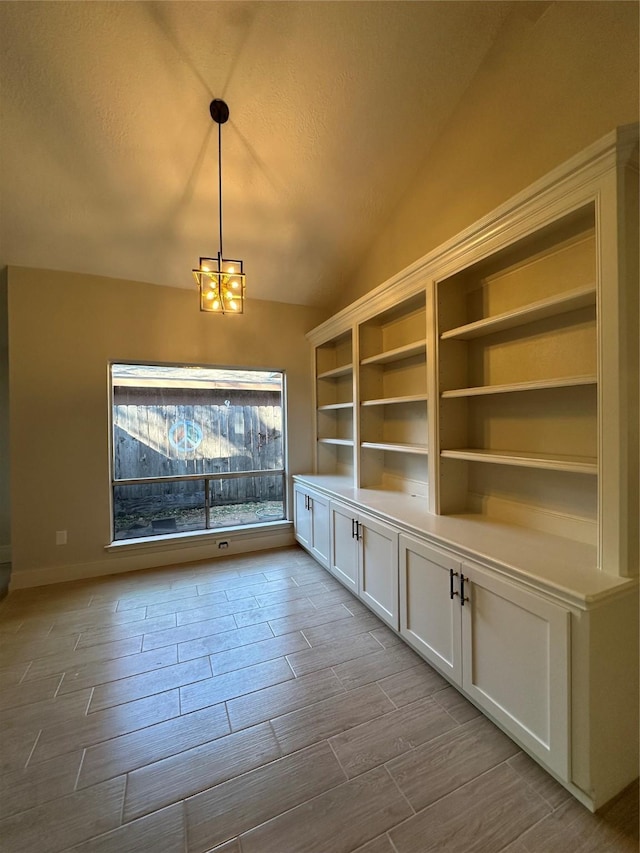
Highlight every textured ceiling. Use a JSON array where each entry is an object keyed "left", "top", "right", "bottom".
[{"left": 0, "top": 1, "right": 514, "bottom": 307}]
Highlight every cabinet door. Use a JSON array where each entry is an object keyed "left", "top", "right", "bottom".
[
  {"left": 329, "top": 501, "right": 359, "bottom": 593},
  {"left": 461, "top": 561, "right": 570, "bottom": 780},
  {"left": 360, "top": 514, "right": 399, "bottom": 629},
  {"left": 399, "top": 534, "right": 462, "bottom": 683},
  {"left": 309, "top": 492, "right": 330, "bottom": 569},
  {"left": 293, "top": 484, "right": 311, "bottom": 550}
]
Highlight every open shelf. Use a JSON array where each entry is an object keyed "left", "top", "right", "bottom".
[
  {"left": 362, "top": 441, "right": 428, "bottom": 455},
  {"left": 441, "top": 375, "right": 597, "bottom": 399},
  {"left": 441, "top": 284, "right": 596, "bottom": 341},
  {"left": 360, "top": 445, "right": 429, "bottom": 499},
  {"left": 317, "top": 363, "right": 353, "bottom": 380},
  {"left": 440, "top": 448, "right": 597, "bottom": 475},
  {"left": 359, "top": 292, "right": 426, "bottom": 359},
  {"left": 355, "top": 291, "right": 429, "bottom": 498},
  {"left": 315, "top": 330, "right": 355, "bottom": 477},
  {"left": 360, "top": 339, "right": 427, "bottom": 366},
  {"left": 436, "top": 204, "right": 599, "bottom": 545},
  {"left": 317, "top": 401, "right": 355, "bottom": 411},
  {"left": 361, "top": 393, "right": 428, "bottom": 407}
]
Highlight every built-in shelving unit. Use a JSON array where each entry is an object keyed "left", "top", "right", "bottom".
[
  {"left": 315, "top": 330, "right": 354, "bottom": 476},
  {"left": 305, "top": 123, "right": 638, "bottom": 578},
  {"left": 436, "top": 207, "right": 599, "bottom": 544},
  {"left": 358, "top": 292, "right": 429, "bottom": 497},
  {"left": 301, "top": 125, "right": 639, "bottom": 815}
]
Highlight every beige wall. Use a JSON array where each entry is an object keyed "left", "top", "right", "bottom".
[
  {"left": 335, "top": 1, "right": 640, "bottom": 311},
  {"left": 7, "top": 267, "right": 325, "bottom": 584},
  {"left": 0, "top": 268, "right": 9, "bottom": 561}
]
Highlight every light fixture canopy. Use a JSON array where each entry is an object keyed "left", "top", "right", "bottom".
[{"left": 193, "top": 99, "right": 245, "bottom": 314}]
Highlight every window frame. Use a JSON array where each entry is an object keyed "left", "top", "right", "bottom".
[{"left": 108, "top": 359, "right": 288, "bottom": 544}]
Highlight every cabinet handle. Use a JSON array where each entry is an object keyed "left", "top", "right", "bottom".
[
  {"left": 449, "top": 568, "right": 459, "bottom": 600},
  {"left": 308, "top": 497, "right": 313, "bottom": 511},
  {"left": 460, "top": 573, "right": 469, "bottom": 606},
  {"left": 354, "top": 520, "right": 361, "bottom": 541},
  {"left": 351, "top": 518, "right": 356, "bottom": 539}
]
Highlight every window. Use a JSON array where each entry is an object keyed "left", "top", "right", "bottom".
[{"left": 110, "top": 363, "right": 285, "bottom": 541}]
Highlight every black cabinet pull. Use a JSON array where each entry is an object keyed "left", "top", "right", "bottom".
[
  {"left": 449, "top": 568, "right": 459, "bottom": 600},
  {"left": 460, "top": 573, "right": 469, "bottom": 606},
  {"left": 355, "top": 520, "right": 361, "bottom": 541}
]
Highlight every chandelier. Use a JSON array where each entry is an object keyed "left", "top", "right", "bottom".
[{"left": 193, "top": 99, "right": 246, "bottom": 314}]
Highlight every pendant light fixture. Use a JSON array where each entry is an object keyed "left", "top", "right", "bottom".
[{"left": 193, "top": 99, "right": 246, "bottom": 314}]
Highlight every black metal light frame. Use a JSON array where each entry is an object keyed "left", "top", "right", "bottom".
[{"left": 193, "top": 99, "right": 246, "bottom": 314}]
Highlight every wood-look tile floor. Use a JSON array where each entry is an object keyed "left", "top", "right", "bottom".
[{"left": 0, "top": 546, "right": 637, "bottom": 853}]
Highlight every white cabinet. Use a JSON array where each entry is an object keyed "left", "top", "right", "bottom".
[
  {"left": 293, "top": 483, "right": 330, "bottom": 568},
  {"left": 399, "top": 534, "right": 570, "bottom": 779},
  {"left": 460, "top": 559, "right": 570, "bottom": 780},
  {"left": 399, "top": 535, "right": 462, "bottom": 682},
  {"left": 329, "top": 501, "right": 399, "bottom": 629},
  {"left": 328, "top": 500, "right": 359, "bottom": 594}
]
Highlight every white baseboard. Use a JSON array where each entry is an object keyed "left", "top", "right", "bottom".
[
  {"left": 0, "top": 544, "right": 11, "bottom": 563},
  {"left": 8, "top": 527, "right": 296, "bottom": 589}
]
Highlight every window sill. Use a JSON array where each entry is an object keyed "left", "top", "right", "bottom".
[{"left": 104, "top": 520, "right": 293, "bottom": 553}]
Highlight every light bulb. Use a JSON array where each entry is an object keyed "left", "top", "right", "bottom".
[
  {"left": 213, "top": 299, "right": 220, "bottom": 310},
  {"left": 205, "top": 290, "right": 215, "bottom": 301},
  {"left": 231, "top": 279, "right": 239, "bottom": 290}
]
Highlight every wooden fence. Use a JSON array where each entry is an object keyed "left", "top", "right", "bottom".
[{"left": 112, "top": 402, "right": 283, "bottom": 514}]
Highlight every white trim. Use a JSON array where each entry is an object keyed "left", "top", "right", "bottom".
[
  {"left": 9, "top": 525, "right": 295, "bottom": 589},
  {"left": 104, "top": 520, "right": 291, "bottom": 553}
]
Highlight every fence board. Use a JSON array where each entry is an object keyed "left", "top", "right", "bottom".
[{"left": 113, "top": 399, "right": 283, "bottom": 510}]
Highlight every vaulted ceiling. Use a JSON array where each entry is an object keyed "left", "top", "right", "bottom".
[{"left": 0, "top": 1, "right": 519, "bottom": 308}]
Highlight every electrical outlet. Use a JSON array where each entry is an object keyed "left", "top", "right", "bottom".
[{"left": 56, "top": 530, "right": 67, "bottom": 545}]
